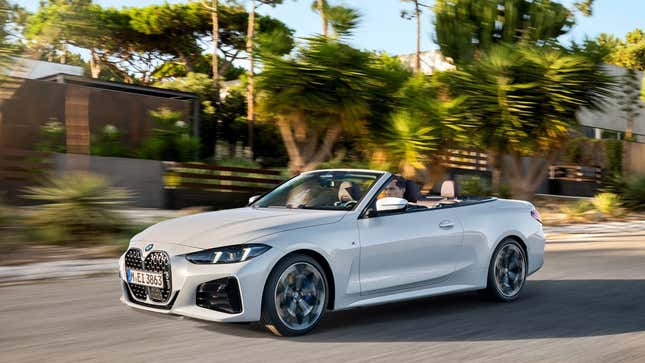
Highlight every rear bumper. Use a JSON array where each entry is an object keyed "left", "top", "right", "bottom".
[
  {"left": 527, "top": 229, "right": 546, "bottom": 276},
  {"left": 119, "top": 246, "right": 282, "bottom": 322}
]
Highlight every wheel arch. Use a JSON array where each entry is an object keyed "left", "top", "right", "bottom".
[
  {"left": 493, "top": 234, "right": 529, "bottom": 267},
  {"left": 264, "top": 249, "right": 336, "bottom": 311}
]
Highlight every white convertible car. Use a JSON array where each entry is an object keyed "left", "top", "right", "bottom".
[{"left": 120, "top": 169, "right": 545, "bottom": 336}]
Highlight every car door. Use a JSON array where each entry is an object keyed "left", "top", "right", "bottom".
[{"left": 357, "top": 207, "right": 464, "bottom": 295}]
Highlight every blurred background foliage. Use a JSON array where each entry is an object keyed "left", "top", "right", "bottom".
[
  {"left": 138, "top": 109, "right": 200, "bottom": 162},
  {"left": 0, "top": 0, "right": 643, "bottom": 254},
  {"left": 90, "top": 125, "right": 128, "bottom": 158},
  {"left": 0, "top": 0, "right": 642, "bottom": 205}
]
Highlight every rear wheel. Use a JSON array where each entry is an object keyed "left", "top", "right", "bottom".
[
  {"left": 486, "top": 238, "right": 527, "bottom": 302},
  {"left": 261, "top": 254, "right": 328, "bottom": 336}
]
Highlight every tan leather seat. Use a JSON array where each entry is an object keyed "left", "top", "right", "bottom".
[{"left": 440, "top": 180, "right": 459, "bottom": 204}]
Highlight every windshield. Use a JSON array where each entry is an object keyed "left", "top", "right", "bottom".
[{"left": 253, "top": 171, "right": 383, "bottom": 211}]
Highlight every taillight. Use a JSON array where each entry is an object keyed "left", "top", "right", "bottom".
[{"left": 530, "top": 208, "right": 542, "bottom": 224}]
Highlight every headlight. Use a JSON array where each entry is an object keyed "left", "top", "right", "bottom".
[{"left": 185, "top": 244, "right": 271, "bottom": 264}]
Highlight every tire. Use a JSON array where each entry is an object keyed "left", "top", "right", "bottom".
[
  {"left": 261, "top": 254, "right": 328, "bottom": 336},
  {"left": 486, "top": 238, "right": 527, "bottom": 302}
]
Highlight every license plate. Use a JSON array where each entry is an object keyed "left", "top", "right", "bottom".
[{"left": 127, "top": 269, "right": 164, "bottom": 288}]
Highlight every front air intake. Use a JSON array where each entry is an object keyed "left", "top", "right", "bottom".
[{"left": 196, "top": 277, "right": 243, "bottom": 314}]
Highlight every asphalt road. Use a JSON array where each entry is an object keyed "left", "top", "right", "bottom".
[{"left": 2, "top": 236, "right": 645, "bottom": 363}]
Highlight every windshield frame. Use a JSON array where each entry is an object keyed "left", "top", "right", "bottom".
[{"left": 250, "top": 170, "right": 386, "bottom": 212}]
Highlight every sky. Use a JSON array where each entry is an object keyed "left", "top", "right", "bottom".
[{"left": 20, "top": 0, "right": 645, "bottom": 56}]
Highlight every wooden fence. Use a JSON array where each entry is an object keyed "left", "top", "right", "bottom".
[
  {"left": 441, "top": 149, "right": 489, "bottom": 172},
  {"left": 548, "top": 164, "right": 602, "bottom": 183},
  {"left": 162, "top": 162, "right": 284, "bottom": 209}
]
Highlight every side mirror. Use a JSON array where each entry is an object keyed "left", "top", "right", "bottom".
[
  {"left": 248, "top": 195, "right": 261, "bottom": 205},
  {"left": 376, "top": 197, "right": 408, "bottom": 212}
]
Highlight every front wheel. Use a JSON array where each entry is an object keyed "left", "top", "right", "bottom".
[
  {"left": 261, "top": 254, "right": 328, "bottom": 336},
  {"left": 486, "top": 238, "right": 527, "bottom": 302}
]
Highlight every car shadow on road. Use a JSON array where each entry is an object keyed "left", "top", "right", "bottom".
[{"left": 200, "top": 279, "right": 645, "bottom": 341}]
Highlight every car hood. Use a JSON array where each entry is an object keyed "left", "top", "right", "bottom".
[{"left": 131, "top": 207, "right": 347, "bottom": 249}]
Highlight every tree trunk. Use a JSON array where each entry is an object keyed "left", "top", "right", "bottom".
[
  {"left": 98, "top": 55, "right": 134, "bottom": 83},
  {"left": 277, "top": 118, "right": 305, "bottom": 174},
  {"left": 317, "top": 0, "right": 328, "bottom": 37},
  {"left": 212, "top": 0, "right": 220, "bottom": 105},
  {"left": 246, "top": 0, "right": 256, "bottom": 159},
  {"left": 211, "top": 0, "right": 220, "bottom": 159},
  {"left": 507, "top": 151, "right": 559, "bottom": 201},
  {"left": 423, "top": 157, "right": 445, "bottom": 193},
  {"left": 277, "top": 116, "right": 341, "bottom": 174},
  {"left": 178, "top": 51, "right": 194, "bottom": 72},
  {"left": 414, "top": 1, "right": 421, "bottom": 74},
  {"left": 303, "top": 124, "right": 341, "bottom": 171},
  {"left": 89, "top": 49, "right": 101, "bottom": 78},
  {"left": 60, "top": 40, "right": 67, "bottom": 64},
  {"left": 488, "top": 149, "right": 502, "bottom": 195}
]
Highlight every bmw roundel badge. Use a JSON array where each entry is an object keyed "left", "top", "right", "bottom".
[{"left": 145, "top": 243, "right": 154, "bottom": 252}]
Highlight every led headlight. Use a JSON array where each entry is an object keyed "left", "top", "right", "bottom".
[{"left": 185, "top": 244, "right": 271, "bottom": 264}]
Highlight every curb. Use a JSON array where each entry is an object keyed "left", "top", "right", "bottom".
[{"left": 0, "top": 259, "right": 118, "bottom": 283}]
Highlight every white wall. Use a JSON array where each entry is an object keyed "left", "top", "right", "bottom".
[{"left": 576, "top": 64, "right": 645, "bottom": 142}]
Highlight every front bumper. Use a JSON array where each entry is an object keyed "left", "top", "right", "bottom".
[{"left": 119, "top": 243, "right": 282, "bottom": 323}]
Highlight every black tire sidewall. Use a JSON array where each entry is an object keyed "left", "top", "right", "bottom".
[
  {"left": 261, "top": 254, "right": 328, "bottom": 336},
  {"left": 487, "top": 239, "right": 527, "bottom": 302}
]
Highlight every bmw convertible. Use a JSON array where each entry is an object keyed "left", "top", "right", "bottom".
[{"left": 120, "top": 169, "right": 545, "bottom": 336}]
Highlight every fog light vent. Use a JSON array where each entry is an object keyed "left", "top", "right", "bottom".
[{"left": 196, "top": 277, "right": 242, "bottom": 314}]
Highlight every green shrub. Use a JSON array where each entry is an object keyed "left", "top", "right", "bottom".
[
  {"left": 601, "top": 173, "right": 627, "bottom": 194},
  {"left": 35, "top": 119, "right": 66, "bottom": 153},
  {"left": 560, "top": 199, "right": 594, "bottom": 217},
  {"left": 496, "top": 184, "right": 512, "bottom": 199},
  {"left": 591, "top": 192, "right": 624, "bottom": 217},
  {"left": 604, "top": 139, "right": 623, "bottom": 178},
  {"left": 21, "top": 172, "right": 132, "bottom": 245},
  {"left": 216, "top": 156, "right": 262, "bottom": 169},
  {"left": 623, "top": 175, "right": 645, "bottom": 211},
  {"left": 459, "top": 176, "right": 491, "bottom": 196},
  {"left": 91, "top": 124, "right": 128, "bottom": 157},
  {"left": 565, "top": 137, "right": 585, "bottom": 164},
  {"left": 139, "top": 108, "right": 200, "bottom": 161}
]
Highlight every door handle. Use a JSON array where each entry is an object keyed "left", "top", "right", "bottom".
[{"left": 439, "top": 220, "right": 454, "bottom": 229}]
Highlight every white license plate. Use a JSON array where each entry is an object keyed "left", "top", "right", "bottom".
[{"left": 127, "top": 269, "right": 164, "bottom": 288}]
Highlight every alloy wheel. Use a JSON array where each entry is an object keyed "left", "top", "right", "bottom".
[
  {"left": 274, "top": 262, "right": 326, "bottom": 331},
  {"left": 493, "top": 243, "right": 526, "bottom": 298}
]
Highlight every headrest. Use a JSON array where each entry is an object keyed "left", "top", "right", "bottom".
[
  {"left": 403, "top": 180, "right": 420, "bottom": 203},
  {"left": 441, "top": 180, "right": 456, "bottom": 199},
  {"left": 338, "top": 181, "right": 362, "bottom": 202}
]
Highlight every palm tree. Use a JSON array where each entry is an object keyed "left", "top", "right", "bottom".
[
  {"left": 315, "top": 0, "right": 328, "bottom": 36},
  {"left": 257, "top": 37, "right": 382, "bottom": 173},
  {"left": 449, "top": 45, "right": 612, "bottom": 199},
  {"left": 381, "top": 74, "right": 470, "bottom": 180},
  {"left": 312, "top": 0, "right": 360, "bottom": 38}
]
